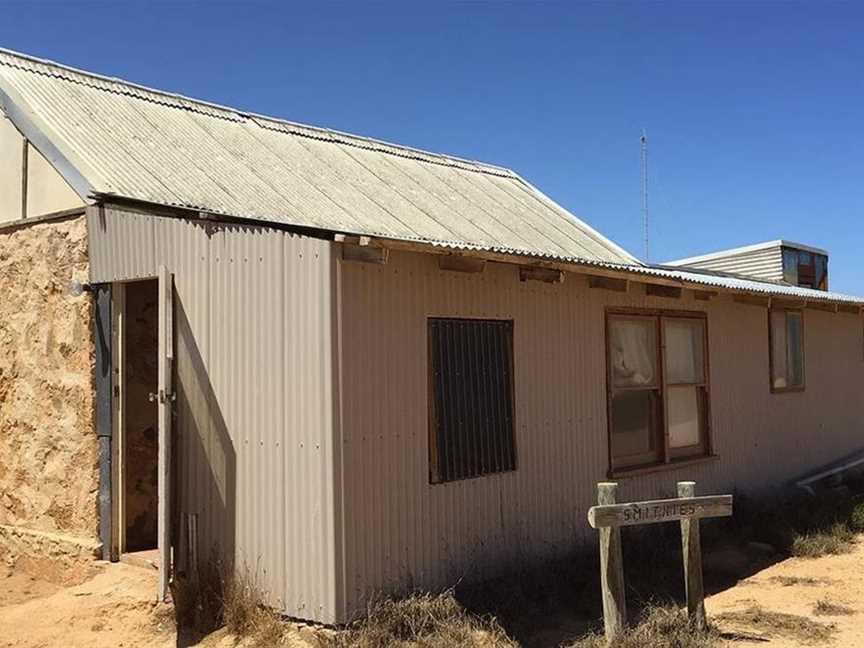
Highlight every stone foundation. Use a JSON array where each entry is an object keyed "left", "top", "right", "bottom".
[{"left": 0, "top": 524, "right": 100, "bottom": 584}]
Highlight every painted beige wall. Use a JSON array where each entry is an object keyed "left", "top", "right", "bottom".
[
  {"left": 0, "top": 113, "right": 83, "bottom": 222},
  {"left": 0, "top": 115, "right": 23, "bottom": 223},
  {"left": 26, "top": 144, "right": 84, "bottom": 218},
  {"left": 0, "top": 216, "right": 99, "bottom": 580},
  {"left": 337, "top": 248, "right": 864, "bottom": 617}
]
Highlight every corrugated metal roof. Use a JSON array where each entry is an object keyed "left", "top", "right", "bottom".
[
  {"left": 0, "top": 48, "right": 638, "bottom": 266},
  {"left": 625, "top": 264, "right": 861, "bottom": 304},
  {"left": 387, "top": 235, "right": 864, "bottom": 305}
]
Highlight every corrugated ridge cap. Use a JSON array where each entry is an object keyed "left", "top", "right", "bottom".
[{"left": 0, "top": 47, "right": 515, "bottom": 177}]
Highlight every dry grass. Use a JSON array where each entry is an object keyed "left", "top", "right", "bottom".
[
  {"left": 849, "top": 500, "right": 864, "bottom": 531},
  {"left": 327, "top": 591, "right": 517, "bottom": 648},
  {"left": 792, "top": 523, "right": 856, "bottom": 558},
  {"left": 720, "top": 490, "right": 863, "bottom": 559},
  {"left": 172, "top": 559, "right": 286, "bottom": 647},
  {"left": 716, "top": 605, "right": 836, "bottom": 645},
  {"left": 220, "top": 565, "right": 285, "bottom": 646},
  {"left": 566, "top": 605, "right": 721, "bottom": 648},
  {"left": 813, "top": 599, "right": 854, "bottom": 617},
  {"left": 768, "top": 575, "right": 827, "bottom": 587}
]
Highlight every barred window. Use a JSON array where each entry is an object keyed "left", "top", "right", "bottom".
[{"left": 428, "top": 318, "right": 516, "bottom": 484}]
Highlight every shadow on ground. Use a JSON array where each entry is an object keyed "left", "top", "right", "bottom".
[{"left": 454, "top": 520, "right": 787, "bottom": 648}]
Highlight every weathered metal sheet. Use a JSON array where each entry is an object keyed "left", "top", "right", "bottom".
[
  {"left": 0, "top": 48, "right": 638, "bottom": 265},
  {"left": 336, "top": 248, "right": 864, "bottom": 618},
  {"left": 87, "top": 206, "right": 341, "bottom": 623},
  {"left": 6, "top": 49, "right": 862, "bottom": 306},
  {"left": 667, "top": 245, "right": 784, "bottom": 283}
]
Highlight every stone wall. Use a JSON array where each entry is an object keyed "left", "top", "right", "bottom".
[{"left": 0, "top": 215, "right": 98, "bottom": 578}]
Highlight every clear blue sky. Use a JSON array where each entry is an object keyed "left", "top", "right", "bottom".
[{"left": 3, "top": 2, "right": 862, "bottom": 292}]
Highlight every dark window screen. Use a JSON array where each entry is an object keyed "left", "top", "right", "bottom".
[{"left": 428, "top": 318, "right": 516, "bottom": 483}]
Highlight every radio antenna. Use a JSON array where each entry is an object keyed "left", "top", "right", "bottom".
[{"left": 640, "top": 130, "right": 649, "bottom": 262}]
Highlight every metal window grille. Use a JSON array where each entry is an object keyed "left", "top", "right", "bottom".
[{"left": 428, "top": 318, "right": 516, "bottom": 483}]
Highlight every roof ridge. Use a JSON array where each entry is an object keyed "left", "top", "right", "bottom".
[{"left": 0, "top": 47, "right": 514, "bottom": 177}]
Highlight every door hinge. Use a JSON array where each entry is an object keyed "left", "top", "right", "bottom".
[{"left": 148, "top": 390, "right": 177, "bottom": 404}]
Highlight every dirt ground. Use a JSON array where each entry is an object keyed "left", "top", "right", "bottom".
[
  {"left": 2, "top": 544, "right": 864, "bottom": 647},
  {"left": 707, "top": 540, "right": 864, "bottom": 647},
  {"left": 0, "top": 562, "right": 175, "bottom": 648},
  {"left": 0, "top": 561, "right": 318, "bottom": 648}
]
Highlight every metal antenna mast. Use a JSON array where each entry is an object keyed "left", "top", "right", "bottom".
[{"left": 640, "top": 130, "right": 649, "bottom": 262}]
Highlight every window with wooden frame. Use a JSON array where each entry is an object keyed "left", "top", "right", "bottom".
[
  {"left": 606, "top": 310, "right": 711, "bottom": 471},
  {"left": 782, "top": 248, "right": 828, "bottom": 291},
  {"left": 428, "top": 318, "right": 516, "bottom": 484},
  {"left": 769, "top": 309, "right": 805, "bottom": 392}
]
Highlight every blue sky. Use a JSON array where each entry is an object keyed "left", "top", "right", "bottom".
[{"left": 3, "top": 2, "right": 862, "bottom": 292}]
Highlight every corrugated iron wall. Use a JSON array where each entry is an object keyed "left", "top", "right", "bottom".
[
  {"left": 337, "top": 248, "right": 864, "bottom": 618},
  {"left": 87, "top": 210, "right": 864, "bottom": 623},
  {"left": 681, "top": 246, "right": 783, "bottom": 281},
  {"left": 87, "top": 206, "right": 342, "bottom": 622}
]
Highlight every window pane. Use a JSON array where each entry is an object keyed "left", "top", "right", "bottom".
[
  {"left": 787, "top": 312, "right": 804, "bottom": 387},
  {"left": 664, "top": 319, "right": 705, "bottom": 384},
  {"left": 609, "top": 318, "right": 657, "bottom": 388},
  {"left": 611, "top": 390, "right": 660, "bottom": 464},
  {"left": 771, "top": 310, "right": 788, "bottom": 389},
  {"left": 668, "top": 385, "right": 702, "bottom": 448},
  {"left": 428, "top": 318, "right": 516, "bottom": 483},
  {"left": 814, "top": 255, "right": 828, "bottom": 291},
  {"left": 782, "top": 249, "right": 799, "bottom": 284}
]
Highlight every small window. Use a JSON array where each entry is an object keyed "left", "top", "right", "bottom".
[
  {"left": 428, "top": 318, "right": 516, "bottom": 483},
  {"left": 782, "top": 248, "right": 828, "bottom": 291},
  {"left": 770, "top": 309, "right": 805, "bottom": 391},
  {"left": 606, "top": 311, "right": 710, "bottom": 471}
]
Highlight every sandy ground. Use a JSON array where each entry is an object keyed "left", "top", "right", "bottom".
[
  {"left": 2, "top": 545, "right": 864, "bottom": 647},
  {"left": 0, "top": 561, "right": 319, "bottom": 648},
  {"left": 0, "top": 562, "right": 175, "bottom": 648},
  {"left": 707, "top": 541, "right": 864, "bottom": 647}
]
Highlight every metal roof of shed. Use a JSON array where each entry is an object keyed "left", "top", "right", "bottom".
[
  {"left": 665, "top": 239, "right": 829, "bottom": 266},
  {"left": 0, "top": 48, "right": 638, "bottom": 265},
  {"left": 1, "top": 48, "right": 861, "bottom": 307}
]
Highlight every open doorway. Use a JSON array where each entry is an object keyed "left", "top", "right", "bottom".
[{"left": 112, "top": 279, "right": 160, "bottom": 563}]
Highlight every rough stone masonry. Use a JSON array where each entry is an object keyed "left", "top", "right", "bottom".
[{"left": 0, "top": 216, "right": 100, "bottom": 583}]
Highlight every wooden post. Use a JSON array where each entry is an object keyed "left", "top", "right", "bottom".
[
  {"left": 678, "top": 481, "right": 707, "bottom": 631},
  {"left": 597, "top": 482, "right": 626, "bottom": 641}
]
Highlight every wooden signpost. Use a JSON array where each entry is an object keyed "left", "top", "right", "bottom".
[{"left": 587, "top": 481, "right": 733, "bottom": 641}]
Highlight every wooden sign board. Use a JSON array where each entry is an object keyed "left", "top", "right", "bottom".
[
  {"left": 588, "top": 494, "right": 733, "bottom": 529},
  {"left": 589, "top": 482, "right": 734, "bottom": 640}
]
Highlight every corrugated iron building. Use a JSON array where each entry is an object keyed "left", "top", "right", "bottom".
[{"left": 3, "top": 49, "right": 864, "bottom": 623}]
